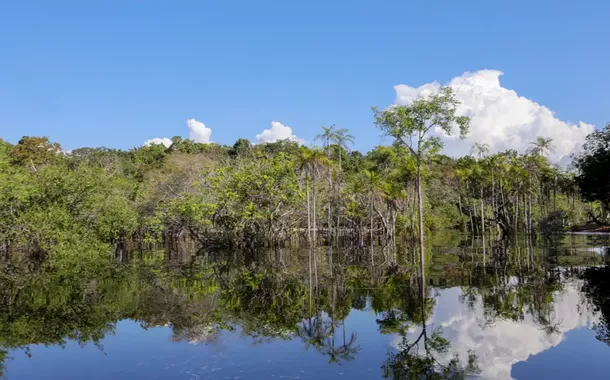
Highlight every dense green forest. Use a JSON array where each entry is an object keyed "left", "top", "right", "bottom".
[{"left": 0, "top": 89, "right": 608, "bottom": 262}]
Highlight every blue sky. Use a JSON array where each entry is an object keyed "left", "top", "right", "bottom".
[{"left": 1, "top": 0, "right": 608, "bottom": 156}]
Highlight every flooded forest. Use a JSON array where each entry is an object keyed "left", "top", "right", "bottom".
[{"left": 1, "top": 93, "right": 610, "bottom": 379}]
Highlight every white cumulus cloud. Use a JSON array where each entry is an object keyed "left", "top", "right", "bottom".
[
  {"left": 187, "top": 118, "right": 212, "bottom": 144},
  {"left": 142, "top": 118, "right": 212, "bottom": 148},
  {"left": 394, "top": 70, "right": 595, "bottom": 163},
  {"left": 256, "top": 121, "right": 302, "bottom": 143},
  {"left": 143, "top": 137, "right": 172, "bottom": 148}
]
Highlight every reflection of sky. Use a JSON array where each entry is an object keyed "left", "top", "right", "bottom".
[
  {"left": 393, "top": 280, "right": 600, "bottom": 380},
  {"left": 5, "top": 310, "right": 392, "bottom": 380}
]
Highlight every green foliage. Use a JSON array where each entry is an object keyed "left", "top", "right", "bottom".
[
  {"left": 259, "top": 139, "right": 302, "bottom": 156},
  {"left": 0, "top": 126, "right": 596, "bottom": 258},
  {"left": 210, "top": 152, "right": 303, "bottom": 240},
  {"left": 574, "top": 123, "right": 610, "bottom": 219},
  {"left": 229, "top": 138, "right": 252, "bottom": 157},
  {"left": 0, "top": 158, "right": 138, "bottom": 255},
  {"left": 582, "top": 266, "right": 610, "bottom": 345},
  {"left": 539, "top": 210, "right": 569, "bottom": 235},
  {"left": 10, "top": 136, "right": 62, "bottom": 169},
  {"left": 373, "top": 87, "right": 470, "bottom": 160},
  {"left": 0, "top": 139, "right": 12, "bottom": 169}
]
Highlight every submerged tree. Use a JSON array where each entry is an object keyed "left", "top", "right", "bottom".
[
  {"left": 333, "top": 128, "right": 356, "bottom": 244},
  {"left": 470, "top": 142, "right": 489, "bottom": 235},
  {"left": 299, "top": 148, "right": 329, "bottom": 245},
  {"left": 0, "top": 124, "right": 593, "bottom": 257},
  {"left": 373, "top": 87, "right": 470, "bottom": 282},
  {"left": 316, "top": 125, "right": 337, "bottom": 244}
]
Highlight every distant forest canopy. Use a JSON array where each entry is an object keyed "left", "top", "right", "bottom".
[{"left": 0, "top": 95, "right": 608, "bottom": 259}]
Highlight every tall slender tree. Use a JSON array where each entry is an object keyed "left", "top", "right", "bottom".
[
  {"left": 316, "top": 125, "right": 337, "bottom": 245},
  {"left": 299, "top": 148, "right": 328, "bottom": 246},
  {"left": 333, "top": 128, "right": 355, "bottom": 172},
  {"left": 364, "top": 169, "right": 383, "bottom": 264},
  {"left": 374, "top": 87, "right": 470, "bottom": 282},
  {"left": 332, "top": 128, "right": 355, "bottom": 243},
  {"left": 471, "top": 142, "right": 489, "bottom": 263}
]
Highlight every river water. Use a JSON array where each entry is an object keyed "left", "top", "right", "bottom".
[{"left": 1, "top": 233, "right": 610, "bottom": 379}]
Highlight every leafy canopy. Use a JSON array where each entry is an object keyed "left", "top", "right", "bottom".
[
  {"left": 373, "top": 86, "right": 470, "bottom": 159},
  {"left": 574, "top": 123, "right": 610, "bottom": 213}
]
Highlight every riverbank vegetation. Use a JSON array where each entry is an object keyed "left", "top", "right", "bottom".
[{"left": 1, "top": 91, "right": 608, "bottom": 260}]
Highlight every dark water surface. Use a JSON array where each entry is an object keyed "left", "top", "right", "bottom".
[{"left": 2, "top": 233, "right": 610, "bottom": 379}]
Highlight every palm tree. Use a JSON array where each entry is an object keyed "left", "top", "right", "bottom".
[
  {"left": 315, "top": 124, "right": 337, "bottom": 157},
  {"left": 471, "top": 142, "right": 490, "bottom": 160},
  {"left": 331, "top": 128, "right": 355, "bottom": 245},
  {"left": 529, "top": 137, "right": 555, "bottom": 157},
  {"left": 299, "top": 148, "right": 328, "bottom": 246},
  {"left": 332, "top": 128, "right": 355, "bottom": 172},
  {"left": 316, "top": 125, "right": 337, "bottom": 246},
  {"left": 298, "top": 314, "right": 332, "bottom": 352},
  {"left": 320, "top": 325, "right": 360, "bottom": 364}
]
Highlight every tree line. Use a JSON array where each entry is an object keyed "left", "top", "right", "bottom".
[{"left": 0, "top": 87, "right": 608, "bottom": 260}]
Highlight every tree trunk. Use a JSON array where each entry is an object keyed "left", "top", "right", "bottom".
[
  {"left": 416, "top": 158, "right": 425, "bottom": 286},
  {"left": 338, "top": 148, "right": 342, "bottom": 172},
  {"left": 327, "top": 140, "right": 333, "bottom": 246},
  {"left": 313, "top": 173, "right": 318, "bottom": 246},
  {"left": 514, "top": 194, "right": 519, "bottom": 232},
  {"left": 336, "top": 213, "right": 341, "bottom": 247},
  {"left": 499, "top": 172, "right": 507, "bottom": 222},
  {"left": 337, "top": 146, "right": 342, "bottom": 246},
  {"left": 491, "top": 169, "right": 496, "bottom": 226},
  {"left": 306, "top": 176, "right": 312, "bottom": 245},
  {"left": 392, "top": 213, "right": 397, "bottom": 263},
  {"left": 523, "top": 194, "right": 528, "bottom": 234},
  {"left": 458, "top": 194, "right": 466, "bottom": 234},
  {"left": 470, "top": 198, "right": 475, "bottom": 234},
  {"left": 410, "top": 184, "right": 416, "bottom": 234},
  {"left": 370, "top": 192, "right": 374, "bottom": 265},
  {"left": 480, "top": 186, "right": 486, "bottom": 267},
  {"left": 528, "top": 197, "right": 534, "bottom": 234}
]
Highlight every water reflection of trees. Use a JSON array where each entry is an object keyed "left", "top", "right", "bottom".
[
  {"left": 378, "top": 236, "right": 598, "bottom": 379},
  {"left": 297, "top": 314, "right": 360, "bottom": 364},
  {"left": 428, "top": 237, "right": 583, "bottom": 337},
  {"left": 0, "top": 237, "right": 603, "bottom": 378},
  {"left": 377, "top": 279, "right": 482, "bottom": 380},
  {"left": 383, "top": 327, "right": 481, "bottom": 380},
  {"left": 0, "top": 251, "right": 363, "bottom": 374},
  {"left": 582, "top": 266, "right": 610, "bottom": 345}
]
